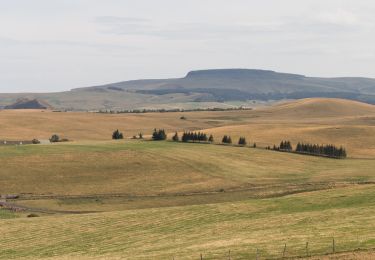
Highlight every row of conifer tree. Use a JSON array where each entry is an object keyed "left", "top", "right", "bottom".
[
  {"left": 180, "top": 132, "right": 211, "bottom": 142},
  {"left": 269, "top": 140, "right": 347, "bottom": 158},
  {"left": 113, "top": 129, "right": 346, "bottom": 158},
  {"left": 295, "top": 142, "right": 347, "bottom": 158}
]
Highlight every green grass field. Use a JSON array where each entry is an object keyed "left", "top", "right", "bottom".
[
  {"left": 0, "top": 184, "right": 374, "bottom": 259},
  {"left": 1, "top": 141, "right": 374, "bottom": 202},
  {"left": 0, "top": 140, "right": 374, "bottom": 259},
  {"left": 1, "top": 99, "right": 374, "bottom": 259}
]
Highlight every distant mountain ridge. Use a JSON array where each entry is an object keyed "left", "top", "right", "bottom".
[
  {"left": 4, "top": 98, "right": 52, "bottom": 110},
  {"left": 83, "top": 69, "right": 375, "bottom": 93},
  {"left": 1, "top": 69, "right": 375, "bottom": 110}
]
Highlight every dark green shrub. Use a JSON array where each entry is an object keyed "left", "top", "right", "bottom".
[
  {"left": 32, "top": 139, "right": 40, "bottom": 144},
  {"left": 50, "top": 134, "right": 60, "bottom": 143},
  {"left": 152, "top": 129, "right": 167, "bottom": 141},
  {"left": 112, "top": 130, "right": 124, "bottom": 140},
  {"left": 172, "top": 132, "right": 179, "bottom": 142}
]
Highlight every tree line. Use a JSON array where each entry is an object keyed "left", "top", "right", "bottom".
[
  {"left": 296, "top": 142, "right": 347, "bottom": 158},
  {"left": 269, "top": 140, "right": 347, "bottom": 158},
  {"left": 111, "top": 129, "right": 346, "bottom": 158},
  {"left": 180, "top": 131, "right": 210, "bottom": 142},
  {"left": 98, "top": 106, "right": 252, "bottom": 114}
]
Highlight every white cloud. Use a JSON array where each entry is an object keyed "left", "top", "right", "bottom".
[
  {"left": 315, "top": 9, "right": 359, "bottom": 26},
  {"left": 0, "top": 0, "right": 375, "bottom": 92}
]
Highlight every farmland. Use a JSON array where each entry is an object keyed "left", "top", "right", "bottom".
[
  {"left": 0, "top": 184, "right": 374, "bottom": 259},
  {"left": 0, "top": 98, "right": 374, "bottom": 259}
]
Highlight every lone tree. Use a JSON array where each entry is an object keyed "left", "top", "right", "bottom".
[
  {"left": 50, "top": 134, "right": 60, "bottom": 143},
  {"left": 152, "top": 128, "right": 167, "bottom": 141},
  {"left": 112, "top": 129, "right": 123, "bottom": 140},
  {"left": 208, "top": 134, "right": 214, "bottom": 143},
  {"left": 172, "top": 132, "right": 179, "bottom": 142},
  {"left": 238, "top": 137, "right": 247, "bottom": 146},
  {"left": 139, "top": 133, "right": 143, "bottom": 139}
]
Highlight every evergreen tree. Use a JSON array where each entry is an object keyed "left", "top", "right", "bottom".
[
  {"left": 112, "top": 130, "right": 123, "bottom": 140},
  {"left": 238, "top": 137, "right": 247, "bottom": 145},
  {"left": 152, "top": 129, "right": 167, "bottom": 141},
  {"left": 180, "top": 131, "right": 209, "bottom": 142},
  {"left": 172, "top": 132, "right": 179, "bottom": 142},
  {"left": 193, "top": 132, "right": 198, "bottom": 142},
  {"left": 182, "top": 132, "right": 188, "bottom": 142},
  {"left": 208, "top": 134, "right": 214, "bottom": 143},
  {"left": 294, "top": 142, "right": 347, "bottom": 158}
]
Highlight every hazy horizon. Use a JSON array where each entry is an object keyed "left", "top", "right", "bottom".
[{"left": 1, "top": 0, "right": 375, "bottom": 93}]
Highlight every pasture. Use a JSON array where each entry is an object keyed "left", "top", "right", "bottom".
[
  {"left": 0, "top": 98, "right": 374, "bottom": 259},
  {"left": 0, "top": 184, "right": 374, "bottom": 259},
  {"left": 0, "top": 98, "right": 374, "bottom": 158}
]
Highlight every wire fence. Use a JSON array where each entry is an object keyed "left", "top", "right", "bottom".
[{"left": 167, "top": 236, "right": 374, "bottom": 259}]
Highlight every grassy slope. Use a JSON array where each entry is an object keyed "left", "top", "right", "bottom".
[
  {"left": 0, "top": 98, "right": 374, "bottom": 158},
  {"left": 0, "top": 141, "right": 374, "bottom": 198},
  {"left": 0, "top": 109, "right": 246, "bottom": 141},
  {"left": 0, "top": 184, "right": 374, "bottom": 259},
  {"left": 204, "top": 98, "right": 375, "bottom": 158},
  {"left": 0, "top": 209, "right": 17, "bottom": 219},
  {"left": 205, "top": 123, "right": 375, "bottom": 158},
  {"left": 0, "top": 98, "right": 374, "bottom": 259}
]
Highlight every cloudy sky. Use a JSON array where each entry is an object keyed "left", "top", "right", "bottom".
[{"left": 1, "top": 0, "right": 374, "bottom": 93}]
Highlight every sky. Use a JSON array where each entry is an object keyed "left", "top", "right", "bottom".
[{"left": 0, "top": 0, "right": 375, "bottom": 93}]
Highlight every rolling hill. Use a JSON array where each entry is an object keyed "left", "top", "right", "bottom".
[
  {"left": 4, "top": 98, "right": 52, "bottom": 110},
  {"left": 1, "top": 69, "right": 375, "bottom": 110},
  {"left": 0, "top": 98, "right": 374, "bottom": 158},
  {"left": 0, "top": 98, "right": 374, "bottom": 259},
  {"left": 0, "top": 139, "right": 374, "bottom": 259},
  {"left": 260, "top": 98, "right": 375, "bottom": 118}
]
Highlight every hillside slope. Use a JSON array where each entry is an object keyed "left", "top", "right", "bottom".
[
  {"left": 263, "top": 98, "right": 375, "bottom": 118},
  {"left": 0, "top": 184, "right": 374, "bottom": 259},
  {"left": 1, "top": 69, "right": 375, "bottom": 110},
  {"left": 0, "top": 98, "right": 374, "bottom": 157},
  {"left": 204, "top": 98, "right": 375, "bottom": 158},
  {"left": 4, "top": 98, "right": 52, "bottom": 110}
]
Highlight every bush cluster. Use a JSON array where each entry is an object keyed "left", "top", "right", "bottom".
[
  {"left": 222, "top": 135, "right": 232, "bottom": 144},
  {"left": 238, "top": 137, "right": 247, "bottom": 145},
  {"left": 152, "top": 129, "right": 167, "bottom": 141}
]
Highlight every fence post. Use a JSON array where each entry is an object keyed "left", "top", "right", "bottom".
[
  {"left": 228, "top": 250, "right": 231, "bottom": 260},
  {"left": 256, "top": 248, "right": 259, "bottom": 260},
  {"left": 332, "top": 238, "right": 335, "bottom": 254},
  {"left": 306, "top": 242, "right": 309, "bottom": 257},
  {"left": 200, "top": 253, "right": 203, "bottom": 260},
  {"left": 283, "top": 243, "right": 287, "bottom": 258}
]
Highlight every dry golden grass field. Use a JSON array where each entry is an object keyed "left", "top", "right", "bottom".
[
  {"left": 0, "top": 98, "right": 374, "bottom": 259},
  {"left": 0, "top": 98, "right": 374, "bottom": 158}
]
